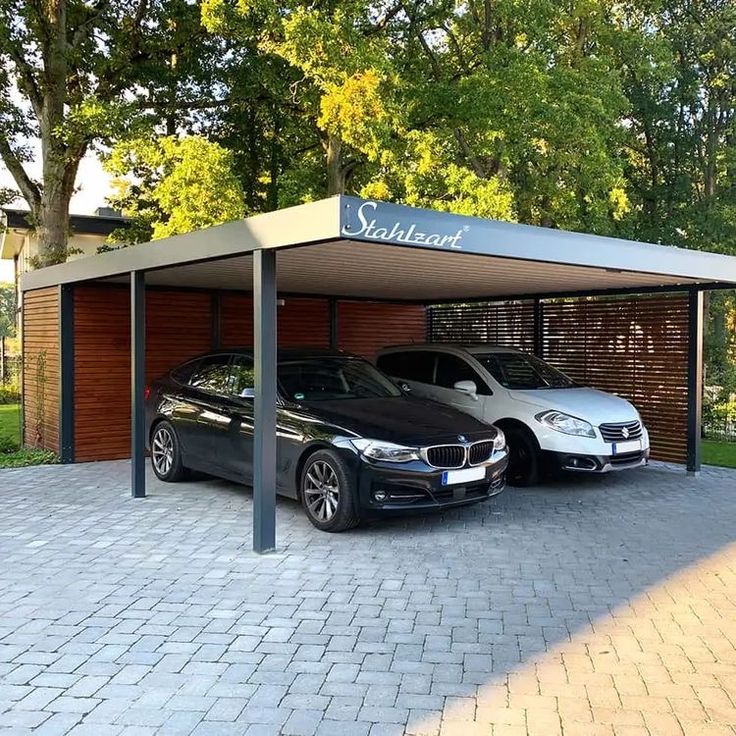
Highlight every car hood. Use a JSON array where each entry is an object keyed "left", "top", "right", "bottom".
[
  {"left": 511, "top": 387, "right": 640, "bottom": 425},
  {"left": 301, "top": 397, "right": 497, "bottom": 445}
]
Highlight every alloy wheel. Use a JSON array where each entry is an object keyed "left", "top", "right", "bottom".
[
  {"left": 152, "top": 425, "right": 175, "bottom": 477},
  {"left": 304, "top": 460, "right": 340, "bottom": 522}
]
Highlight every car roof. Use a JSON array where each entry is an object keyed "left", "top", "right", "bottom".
[
  {"left": 379, "top": 343, "right": 522, "bottom": 355},
  {"left": 183, "top": 347, "right": 363, "bottom": 362}
]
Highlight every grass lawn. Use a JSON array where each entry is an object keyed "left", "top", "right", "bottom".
[
  {"left": 702, "top": 440, "right": 736, "bottom": 469},
  {"left": 0, "top": 403, "right": 21, "bottom": 446},
  {"left": 0, "top": 403, "right": 56, "bottom": 468}
]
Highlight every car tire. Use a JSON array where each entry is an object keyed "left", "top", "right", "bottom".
[
  {"left": 150, "top": 420, "right": 187, "bottom": 482},
  {"left": 505, "top": 426, "right": 541, "bottom": 487},
  {"left": 300, "top": 449, "right": 360, "bottom": 532}
]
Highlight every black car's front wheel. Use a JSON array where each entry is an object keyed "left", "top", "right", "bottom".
[
  {"left": 300, "top": 450, "right": 360, "bottom": 532},
  {"left": 505, "top": 426, "right": 541, "bottom": 487},
  {"left": 150, "top": 420, "right": 186, "bottom": 482}
]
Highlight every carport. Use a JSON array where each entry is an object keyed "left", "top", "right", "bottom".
[{"left": 19, "top": 196, "right": 736, "bottom": 552}]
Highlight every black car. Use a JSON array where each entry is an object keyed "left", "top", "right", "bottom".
[{"left": 145, "top": 349, "right": 509, "bottom": 532}]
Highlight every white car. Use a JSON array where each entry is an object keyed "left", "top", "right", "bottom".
[{"left": 376, "top": 344, "right": 650, "bottom": 486}]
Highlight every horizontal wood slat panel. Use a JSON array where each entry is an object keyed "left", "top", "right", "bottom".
[
  {"left": 428, "top": 295, "right": 690, "bottom": 464},
  {"left": 74, "top": 287, "right": 130, "bottom": 462},
  {"left": 22, "top": 287, "right": 60, "bottom": 453},
  {"left": 429, "top": 301, "right": 536, "bottom": 353},
  {"left": 338, "top": 302, "right": 427, "bottom": 359},
  {"left": 542, "top": 295, "right": 689, "bottom": 464},
  {"left": 220, "top": 296, "right": 330, "bottom": 349},
  {"left": 74, "top": 286, "right": 213, "bottom": 462}
]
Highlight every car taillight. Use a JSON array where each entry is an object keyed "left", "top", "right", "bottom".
[{"left": 144, "top": 386, "right": 151, "bottom": 401}]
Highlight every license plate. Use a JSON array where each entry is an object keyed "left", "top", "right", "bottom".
[
  {"left": 441, "top": 466, "right": 486, "bottom": 486},
  {"left": 612, "top": 439, "right": 642, "bottom": 455}
]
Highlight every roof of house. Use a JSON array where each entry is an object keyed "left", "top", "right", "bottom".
[{"left": 1, "top": 207, "right": 130, "bottom": 261}]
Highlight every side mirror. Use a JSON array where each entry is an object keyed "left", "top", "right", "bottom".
[
  {"left": 239, "top": 387, "right": 255, "bottom": 399},
  {"left": 454, "top": 380, "right": 478, "bottom": 400}
]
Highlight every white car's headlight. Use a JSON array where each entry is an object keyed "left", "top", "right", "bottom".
[
  {"left": 350, "top": 439, "right": 420, "bottom": 463},
  {"left": 493, "top": 428, "right": 506, "bottom": 451},
  {"left": 535, "top": 410, "right": 596, "bottom": 438}
]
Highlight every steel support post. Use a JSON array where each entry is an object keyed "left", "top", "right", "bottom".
[
  {"left": 686, "top": 288, "right": 704, "bottom": 474},
  {"left": 59, "top": 284, "right": 75, "bottom": 463},
  {"left": 253, "top": 250, "right": 278, "bottom": 552},
  {"left": 131, "top": 271, "right": 146, "bottom": 498}
]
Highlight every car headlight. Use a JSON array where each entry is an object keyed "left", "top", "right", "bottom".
[
  {"left": 535, "top": 410, "right": 596, "bottom": 438},
  {"left": 350, "top": 439, "right": 420, "bottom": 463},
  {"left": 493, "top": 428, "right": 506, "bottom": 451}
]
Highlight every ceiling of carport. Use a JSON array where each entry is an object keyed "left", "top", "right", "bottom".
[{"left": 124, "top": 239, "right": 704, "bottom": 301}]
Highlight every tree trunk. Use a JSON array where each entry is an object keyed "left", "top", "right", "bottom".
[
  {"left": 33, "top": 142, "right": 83, "bottom": 267},
  {"left": 326, "top": 134, "right": 345, "bottom": 196}
]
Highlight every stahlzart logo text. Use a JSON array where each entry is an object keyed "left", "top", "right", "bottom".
[{"left": 343, "top": 200, "right": 467, "bottom": 249}]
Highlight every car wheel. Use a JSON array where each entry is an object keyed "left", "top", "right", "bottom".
[
  {"left": 150, "top": 421, "right": 186, "bottom": 482},
  {"left": 505, "top": 426, "right": 540, "bottom": 487},
  {"left": 300, "top": 449, "right": 360, "bottom": 532}
]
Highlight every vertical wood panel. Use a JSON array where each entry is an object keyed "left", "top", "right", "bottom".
[{"left": 22, "top": 287, "right": 60, "bottom": 453}]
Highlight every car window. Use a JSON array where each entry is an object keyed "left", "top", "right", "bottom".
[
  {"left": 435, "top": 353, "right": 490, "bottom": 394},
  {"left": 230, "top": 356, "right": 256, "bottom": 398},
  {"left": 188, "top": 355, "right": 232, "bottom": 395},
  {"left": 171, "top": 359, "right": 200, "bottom": 385},
  {"left": 279, "top": 358, "right": 402, "bottom": 401},
  {"left": 476, "top": 352, "right": 576, "bottom": 390},
  {"left": 376, "top": 351, "right": 436, "bottom": 384}
]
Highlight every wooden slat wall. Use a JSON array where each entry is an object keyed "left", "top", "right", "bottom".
[
  {"left": 542, "top": 295, "right": 689, "bottom": 463},
  {"left": 429, "top": 301, "right": 535, "bottom": 352},
  {"left": 74, "top": 286, "right": 213, "bottom": 462},
  {"left": 220, "top": 295, "right": 330, "bottom": 348},
  {"left": 74, "top": 286, "right": 130, "bottom": 461},
  {"left": 338, "top": 302, "right": 427, "bottom": 358},
  {"left": 428, "top": 294, "right": 690, "bottom": 464},
  {"left": 22, "top": 287, "right": 60, "bottom": 453}
]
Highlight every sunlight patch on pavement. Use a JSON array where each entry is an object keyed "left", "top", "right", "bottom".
[{"left": 410, "top": 542, "right": 736, "bottom": 736}]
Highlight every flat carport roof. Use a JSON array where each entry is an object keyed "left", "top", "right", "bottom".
[{"left": 20, "top": 195, "right": 736, "bottom": 552}]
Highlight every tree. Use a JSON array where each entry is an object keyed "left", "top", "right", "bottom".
[
  {"left": 105, "top": 135, "right": 246, "bottom": 242},
  {"left": 0, "top": 282, "right": 15, "bottom": 338},
  {"left": 0, "top": 0, "right": 212, "bottom": 266}
]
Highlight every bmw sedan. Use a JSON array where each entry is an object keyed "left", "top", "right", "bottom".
[{"left": 145, "top": 349, "right": 509, "bottom": 532}]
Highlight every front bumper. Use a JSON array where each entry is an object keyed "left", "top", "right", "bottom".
[
  {"left": 356, "top": 449, "right": 509, "bottom": 514},
  {"left": 544, "top": 447, "right": 650, "bottom": 474}
]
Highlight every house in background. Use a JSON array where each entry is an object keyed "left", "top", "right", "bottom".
[{"left": 1, "top": 206, "right": 128, "bottom": 283}]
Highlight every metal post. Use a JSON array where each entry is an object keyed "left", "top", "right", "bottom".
[
  {"left": 686, "top": 288, "right": 704, "bottom": 474},
  {"left": 329, "top": 297, "right": 338, "bottom": 350},
  {"left": 533, "top": 299, "right": 544, "bottom": 357},
  {"left": 131, "top": 271, "right": 146, "bottom": 498},
  {"left": 253, "top": 249, "right": 277, "bottom": 553},
  {"left": 59, "top": 285, "right": 75, "bottom": 463}
]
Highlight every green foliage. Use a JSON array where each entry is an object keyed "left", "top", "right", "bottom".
[
  {"left": 0, "top": 403, "right": 20, "bottom": 450},
  {"left": 0, "top": 283, "right": 15, "bottom": 338},
  {"left": 0, "top": 381, "right": 20, "bottom": 405},
  {"left": 0, "top": 447, "right": 58, "bottom": 469},
  {"left": 702, "top": 441, "right": 736, "bottom": 469},
  {"left": 105, "top": 136, "right": 246, "bottom": 242}
]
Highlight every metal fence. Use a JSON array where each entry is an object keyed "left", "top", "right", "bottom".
[{"left": 704, "top": 412, "right": 736, "bottom": 443}]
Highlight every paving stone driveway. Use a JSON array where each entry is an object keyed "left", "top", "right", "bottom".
[{"left": 0, "top": 461, "right": 735, "bottom": 736}]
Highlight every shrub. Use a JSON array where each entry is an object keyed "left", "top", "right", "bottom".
[
  {"left": 0, "top": 434, "right": 19, "bottom": 453},
  {"left": 0, "top": 378, "right": 20, "bottom": 404}
]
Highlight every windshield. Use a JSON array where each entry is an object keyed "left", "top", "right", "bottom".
[
  {"left": 476, "top": 352, "right": 576, "bottom": 390},
  {"left": 279, "top": 358, "right": 402, "bottom": 401}
]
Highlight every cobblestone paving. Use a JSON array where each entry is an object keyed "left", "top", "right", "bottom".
[{"left": 0, "top": 460, "right": 735, "bottom": 736}]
